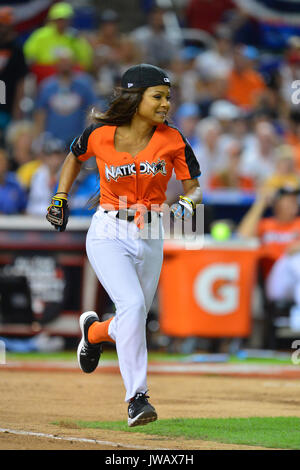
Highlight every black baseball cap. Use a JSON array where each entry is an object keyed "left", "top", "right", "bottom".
[{"left": 121, "top": 63, "right": 171, "bottom": 89}]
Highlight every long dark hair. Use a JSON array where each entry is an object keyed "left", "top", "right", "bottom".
[
  {"left": 89, "top": 86, "right": 147, "bottom": 126},
  {"left": 86, "top": 86, "right": 147, "bottom": 209}
]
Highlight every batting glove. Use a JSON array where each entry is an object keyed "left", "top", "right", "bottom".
[
  {"left": 46, "top": 194, "right": 69, "bottom": 232},
  {"left": 171, "top": 195, "right": 195, "bottom": 220}
]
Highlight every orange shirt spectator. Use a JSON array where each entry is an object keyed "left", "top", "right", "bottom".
[
  {"left": 258, "top": 216, "right": 300, "bottom": 278},
  {"left": 226, "top": 69, "right": 266, "bottom": 108},
  {"left": 209, "top": 139, "right": 255, "bottom": 190},
  {"left": 226, "top": 45, "right": 266, "bottom": 108},
  {"left": 209, "top": 173, "right": 254, "bottom": 190},
  {"left": 238, "top": 185, "right": 300, "bottom": 279},
  {"left": 258, "top": 216, "right": 300, "bottom": 260}
]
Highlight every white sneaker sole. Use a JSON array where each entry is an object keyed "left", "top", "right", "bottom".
[
  {"left": 77, "top": 311, "right": 99, "bottom": 372},
  {"left": 128, "top": 411, "right": 158, "bottom": 427}
]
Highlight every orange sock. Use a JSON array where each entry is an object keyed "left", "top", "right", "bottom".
[{"left": 88, "top": 317, "right": 115, "bottom": 344}]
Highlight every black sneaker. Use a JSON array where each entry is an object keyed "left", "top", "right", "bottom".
[
  {"left": 128, "top": 393, "right": 157, "bottom": 427},
  {"left": 77, "top": 311, "right": 103, "bottom": 373}
]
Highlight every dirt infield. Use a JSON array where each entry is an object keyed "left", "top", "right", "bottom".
[{"left": 1, "top": 366, "right": 300, "bottom": 450}]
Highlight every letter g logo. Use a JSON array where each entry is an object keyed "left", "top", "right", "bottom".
[{"left": 194, "top": 263, "right": 239, "bottom": 315}]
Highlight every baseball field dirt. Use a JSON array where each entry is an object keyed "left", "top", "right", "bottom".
[{"left": 1, "top": 367, "right": 300, "bottom": 450}]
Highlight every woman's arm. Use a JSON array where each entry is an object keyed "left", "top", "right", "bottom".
[
  {"left": 237, "top": 187, "right": 274, "bottom": 238},
  {"left": 237, "top": 198, "right": 266, "bottom": 238},
  {"left": 171, "top": 178, "right": 202, "bottom": 219},
  {"left": 182, "top": 178, "right": 202, "bottom": 204},
  {"left": 56, "top": 152, "right": 82, "bottom": 195},
  {"left": 46, "top": 153, "right": 82, "bottom": 232}
]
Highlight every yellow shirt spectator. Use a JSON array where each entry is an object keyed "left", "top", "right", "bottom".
[
  {"left": 17, "top": 159, "right": 42, "bottom": 189},
  {"left": 263, "top": 144, "right": 300, "bottom": 191},
  {"left": 23, "top": 2, "right": 93, "bottom": 84}
]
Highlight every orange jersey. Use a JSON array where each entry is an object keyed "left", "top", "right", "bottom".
[
  {"left": 70, "top": 122, "right": 201, "bottom": 210},
  {"left": 258, "top": 217, "right": 300, "bottom": 278},
  {"left": 226, "top": 69, "right": 266, "bottom": 108},
  {"left": 209, "top": 174, "right": 255, "bottom": 191}
]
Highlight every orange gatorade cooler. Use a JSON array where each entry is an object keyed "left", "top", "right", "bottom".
[{"left": 159, "top": 237, "right": 259, "bottom": 337}]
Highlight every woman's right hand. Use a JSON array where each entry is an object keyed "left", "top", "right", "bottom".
[{"left": 46, "top": 195, "right": 69, "bottom": 232}]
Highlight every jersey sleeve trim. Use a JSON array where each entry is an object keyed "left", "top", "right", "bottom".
[
  {"left": 177, "top": 129, "right": 201, "bottom": 179},
  {"left": 70, "top": 123, "right": 104, "bottom": 160},
  {"left": 166, "top": 122, "right": 201, "bottom": 179}
]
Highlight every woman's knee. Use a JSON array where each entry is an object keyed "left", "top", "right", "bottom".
[{"left": 117, "top": 295, "right": 146, "bottom": 319}]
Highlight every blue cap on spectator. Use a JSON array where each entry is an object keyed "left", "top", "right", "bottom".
[
  {"left": 42, "top": 138, "right": 66, "bottom": 155},
  {"left": 240, "top": 45, "right": 259, "bottom": 60},
  {"left": 32, "top": 133, "right": 66, "bottom": 155},
  {"left": 175, "top": 103, "right": 200, "bottom": 120},
  {"left": 100, "top": 9, "right": 119, "bottom": 23},
  {"left": 180, "top": 46, "right": 200, "bottom": 61}
]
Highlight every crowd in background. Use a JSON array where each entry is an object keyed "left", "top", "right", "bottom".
[{"left": 1, "top": 0, "right": 300, "bottom": 223}]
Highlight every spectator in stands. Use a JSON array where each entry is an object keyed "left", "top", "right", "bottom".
[
  {"left": 166, "top": 103, "right": 201, "bottom": 204},
  {"left": 0, "top": 147, "right": 27, "bottom": 214},
  {"left": 209, "top": 139, "right": 255, "bottom": 191},
  {"left": 90, "top": 9, "right": 121, "bottom": 65},
  {"left": 5, "top": 120, "right": 35, "bottom": 171},
  {"left": 194, "top": 117, "right": 223, "bottom": 190},
  {"left": 240, "top": 120, "right": 278, "bottom": 186},
  {"left": 131, "top": 6, "right": 177, "bottom": 68},
  {"left": 262, "top": 144, "right": 300, "bottom": 191},
  {"left": 174, "top": 102, "right": 201, "bottom": 148},
  {"left": 229, "top": 114, "right": 253, "bottom": 146},
  {"left": 170, "top": 46, "right": 202, "bottom": 105},
  {"left": 33, "top": 49, "right": 97, "bottom": 146},
  {"left": 237, "top": 185, "right": 300, "bottom": 330},
  {"left": 26, "top": 137, "right": 65, "bottom": 216},
  {"left": 225, "top": 44, "right": 266, "bottom": 109},
  {"left": 222, "top": 4, "right": 261, "bottom": 47},
  {"left": 118, "top": 36, "right": 143, "bottom": 77},
  {"left": 0, "top": 7, "right": 29, "bottom": 140},
  {"left": 16, "top": 132, "right": 52, "bottom": 191},
  {"left": 209, "top": 99, "right": 243, "bottom": 147},
  {"left": 23, "top": 2, "right": 93, "bottom": 85},
  {"left": 195, "top": 24, "right": 233, "bottom": 81},
  {"left": 285, "top": 108, "right": 300, "bottom": 172},
  {"left": 91, "top": 10, "right": 132, "bottom": 98}
]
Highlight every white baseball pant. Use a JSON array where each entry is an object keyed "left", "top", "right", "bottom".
[
  {"left": 266, "top": 252, "right": 300, "bottom": 305},
  {"left": 86, "top": 207, "right": 164, "bottom": 402}
]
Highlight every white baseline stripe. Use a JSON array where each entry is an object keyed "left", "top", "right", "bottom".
[{"left": 0, "top": 428, "right": 168, "bottom": 450}]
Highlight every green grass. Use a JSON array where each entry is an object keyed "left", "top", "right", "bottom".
[
  {"left": 5, "top": 351, "right": 185, "bottom": 362},
  {"left": 70, "top": 417, "right": 300, "bottom": 449},
  {"left": 5, "top": 350, "right": 294, "bottom": 365},
  {"left": 5, "top": 351, "right": 77, "bottom": 362}
]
